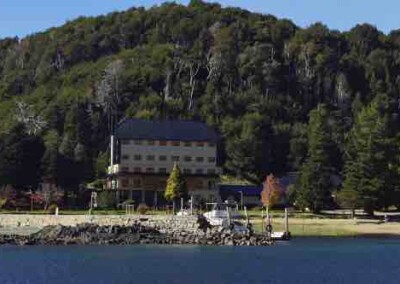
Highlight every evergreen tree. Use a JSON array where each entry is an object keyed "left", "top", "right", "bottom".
[
  {"left": 41, "top": 130, "right": 60, "bottom": 184},
  {"left": 0, "top": 124, "right": 45, "bottom": 190},
  {"left": 342, "top": 99, "right": 396, "bottom": 215},
  {"left": 295, "top": 104, "right": 333, "bottom": 212},
  {"left": 164, "top": 164, "right": 188, "bottom": 213}
]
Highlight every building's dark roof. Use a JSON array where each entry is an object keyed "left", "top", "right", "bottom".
[
  {"left": 219, "top": 184, "right": 263, "bottom": 196},
  {"left": 115, "top": 119, "right": 219, "bottom": 142}
]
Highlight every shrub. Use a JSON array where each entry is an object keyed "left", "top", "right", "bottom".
[
  {"left": 137, "top": 203, "right": 149, "bottom": 215},
  {"left": 48, "top": 203, "right": 59, "bottom": 214},
  {"left": 121, "top": 199, "right": 135, "bottom": 206},
  {"left": 0, "top": 197, "right": 6, "bottom": 209},
  {"left": 97, "top": 191, "right": 116, "bottom": 209}
]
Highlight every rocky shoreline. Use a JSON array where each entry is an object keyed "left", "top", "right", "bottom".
[{"left": 0, "top": 221, "right": 274, "bottom": 246}]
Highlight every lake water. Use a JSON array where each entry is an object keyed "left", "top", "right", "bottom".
[{"left": 0, "top": 238, "right": 400, "bottom": 284}]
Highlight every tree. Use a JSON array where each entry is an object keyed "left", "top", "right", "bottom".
[
  {"left": 342, "top": 98, "right": 396, "bottom": 215},
  {"left": 295, "top": 105, "right": 333, "bottom": 212},
  {"left": 0, "top": 124, "right": 45, "bottom": 191},
  {"left": 2, "top": 1, "right": 400, "bottom": 211},
  {"left": 164, "top": 164, "right": 188, "bottom": 213},
  {"left": 41, "top": 130, "right": 60, "bottom": 185},
  {"left": 261, "top": 174, "right": 283, "bottom": 223}
]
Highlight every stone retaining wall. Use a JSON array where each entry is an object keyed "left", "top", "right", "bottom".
[{"left": 0, "top": 214, "right": 200, "bottom": 233}]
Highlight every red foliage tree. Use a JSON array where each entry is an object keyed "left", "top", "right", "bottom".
[{"left": 261, "top": 174, "right": 282, "bottom": 209}]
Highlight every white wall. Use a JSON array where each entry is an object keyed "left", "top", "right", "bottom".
[{"left": 119, "top": 140, "right": 219, "bottom": 174}]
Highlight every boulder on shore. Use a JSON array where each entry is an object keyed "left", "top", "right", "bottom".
[{"left": 0, "top": 221, "right": 274, "bottom": 247}]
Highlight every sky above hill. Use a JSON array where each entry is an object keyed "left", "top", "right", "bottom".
[{"left": 0, "top": 0, "right": 399, "bottom": 38}]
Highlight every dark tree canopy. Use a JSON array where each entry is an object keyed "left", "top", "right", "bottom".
[{"left": 0, "top": 1, "right": 400, "bottom": 211}]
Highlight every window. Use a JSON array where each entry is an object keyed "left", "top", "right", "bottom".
[
  {"left": 207, "top": 169, "right": 216, "bottom": 175},
  {"left": 121, "top": 167, "right": 129, "bottom": 172},
  {"left": 184, "top": 156, "right": 192, "bottom": 162},
  {"left": 121, "top": 179, "right": 129, "bottom": 188},
  {"left": 208, "top": 142, "right": 216, "bottom": 147},
  {"left": 134, "top": 154, "right": 142, "bottom": 161},
  {"left": 183, "top": 169, "right": 192, "bottom": 174},
  {"left": 134, "top": 140, "right": 142, "bottom": 145},
  {"left": 196, "top": 157, "right": 204, "bottom": 163},
  {"left": 196, "top": 169, "right": 204, "bottom": 175},
  {"left": 159, "top": 155, "right": 167, "bottom": 161},
  {"left": 196, "top": 142, "right": 204, "bottom": 147},
  {"left": 132, "top": 178, "right": 142, "bottom": 188},
  {"left": 172, "top": 141, "right": 180, "bottom": 146},
  {"left": 148, "top": 140, "right": 155, "bottom": 146},
  {"left": 121, "top": 140, "right": 130, "bottom": 145},
  {"left": 208, "top": 157, "right": 216, "bottom": 163},
  {"left": 122, "top": 155, "right": 129, "bottom": 160},
  {"left": 184, "top": 142, "right": 192, "bottom": 147},
  {"left": 172, "top": 156, "right": 180, "bottom": 162},
  {"left": 146, "top": 167, "right": 155, "bottom": 173},
  {"left": 147, "top": 155, "right": 155, "bottom": 161},
  {"left": 159, "top": 141, "right": 167, "bottom": 146},
  {"left": 159, "top": 168, "right": 167, "bottom": 174},
  {"left": 134, "top": 167, "right": 142, "bottom": 173}
]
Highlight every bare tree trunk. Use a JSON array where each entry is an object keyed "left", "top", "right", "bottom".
[{"left": 187, "top": 61, "right": 200, "bottom": 111}]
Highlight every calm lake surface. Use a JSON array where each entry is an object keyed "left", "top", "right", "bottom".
[{"left": 0, "top": 238, "right": 400, "bottom": 284}]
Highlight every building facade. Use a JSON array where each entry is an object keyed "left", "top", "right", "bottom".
[{"left": 107, "top": 119, "right": 221, "bottom": 206}]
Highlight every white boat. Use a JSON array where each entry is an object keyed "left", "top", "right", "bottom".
[
  {"left": 271, "top": 231, "right": 291, "bottom": 240},
  {"left": 203, "top": 203, "right": 249, "bottom": 233}
]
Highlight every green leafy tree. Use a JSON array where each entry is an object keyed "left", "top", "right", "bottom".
[{"left": 164, "top": 164, "right": 188, "bottom": 213}]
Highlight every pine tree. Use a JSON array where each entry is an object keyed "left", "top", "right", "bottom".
[
  {"left": 41, "top": 130, "right": 60, "bottom": 184},
  {"left": 342, "top": 99, "right": 395, "bottom": 215},
  {"left": 296, "top": 104, "right": 333, "bottom": 212},
  {"left": 164, "top": 164, "right": 188, "bottom": 213}
]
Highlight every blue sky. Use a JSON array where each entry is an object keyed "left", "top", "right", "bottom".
[{"left": 1, "top": 0, "right": 400, "bottom": 38}]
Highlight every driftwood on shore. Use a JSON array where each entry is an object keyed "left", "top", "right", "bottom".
[{"left": 0, "top": 221, "right": 274, "bottom": 246}]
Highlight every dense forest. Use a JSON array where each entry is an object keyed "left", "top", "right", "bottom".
[{"left": 1, "top": 0, "right": 400, "bottom": 212}]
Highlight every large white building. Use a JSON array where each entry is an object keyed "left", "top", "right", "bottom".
[{"left": 107, "top": 119, "right": 221, "bottom": 206}]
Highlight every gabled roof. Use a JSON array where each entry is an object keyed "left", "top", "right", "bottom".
[{"left": 115, "top": 119, "right": 219, "bottom": 142}]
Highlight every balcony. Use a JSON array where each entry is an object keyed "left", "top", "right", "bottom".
[{"left": 108, "top": 163, "right": 221, "bottom": 176}]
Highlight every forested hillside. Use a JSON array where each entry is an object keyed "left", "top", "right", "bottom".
[{"left": 1, "top": 0, "right": 400, "bottom": 212}]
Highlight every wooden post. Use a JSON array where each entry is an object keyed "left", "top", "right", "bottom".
[
  {"left": 261, "top": 209, "right": 264, "bottom": 233},
  {"left": 190, "top": 195, "right": 193, "bottom": 215},
  {"left": 226, "top": 207, "right": 231, "bottom": 228},
  {"left": 244, "top": 206, "right": 249, "bottom": 226},
  {"left": 284, "top": 207, "right": 289, "bottom": 234}
]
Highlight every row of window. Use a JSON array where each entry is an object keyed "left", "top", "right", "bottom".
[
  {"left": 120, "top": 178, "right": 216, "bottom": 190},
  {"left": 121, "top": 154, "right": 216, "bottom": 163},
  {"left": 120, "top": 166, "right": 217, "bottom": 175},
  {"left": 121, "top": 140, "right": 216, "bottom": 148}
]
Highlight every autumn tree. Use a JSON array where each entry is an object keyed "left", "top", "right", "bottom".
[
  {"left": 261, "top": 174, "right": 283, "bottom": 218},
  {"left": 164, "top": 164, "right": 188, "bottom": 214}
]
